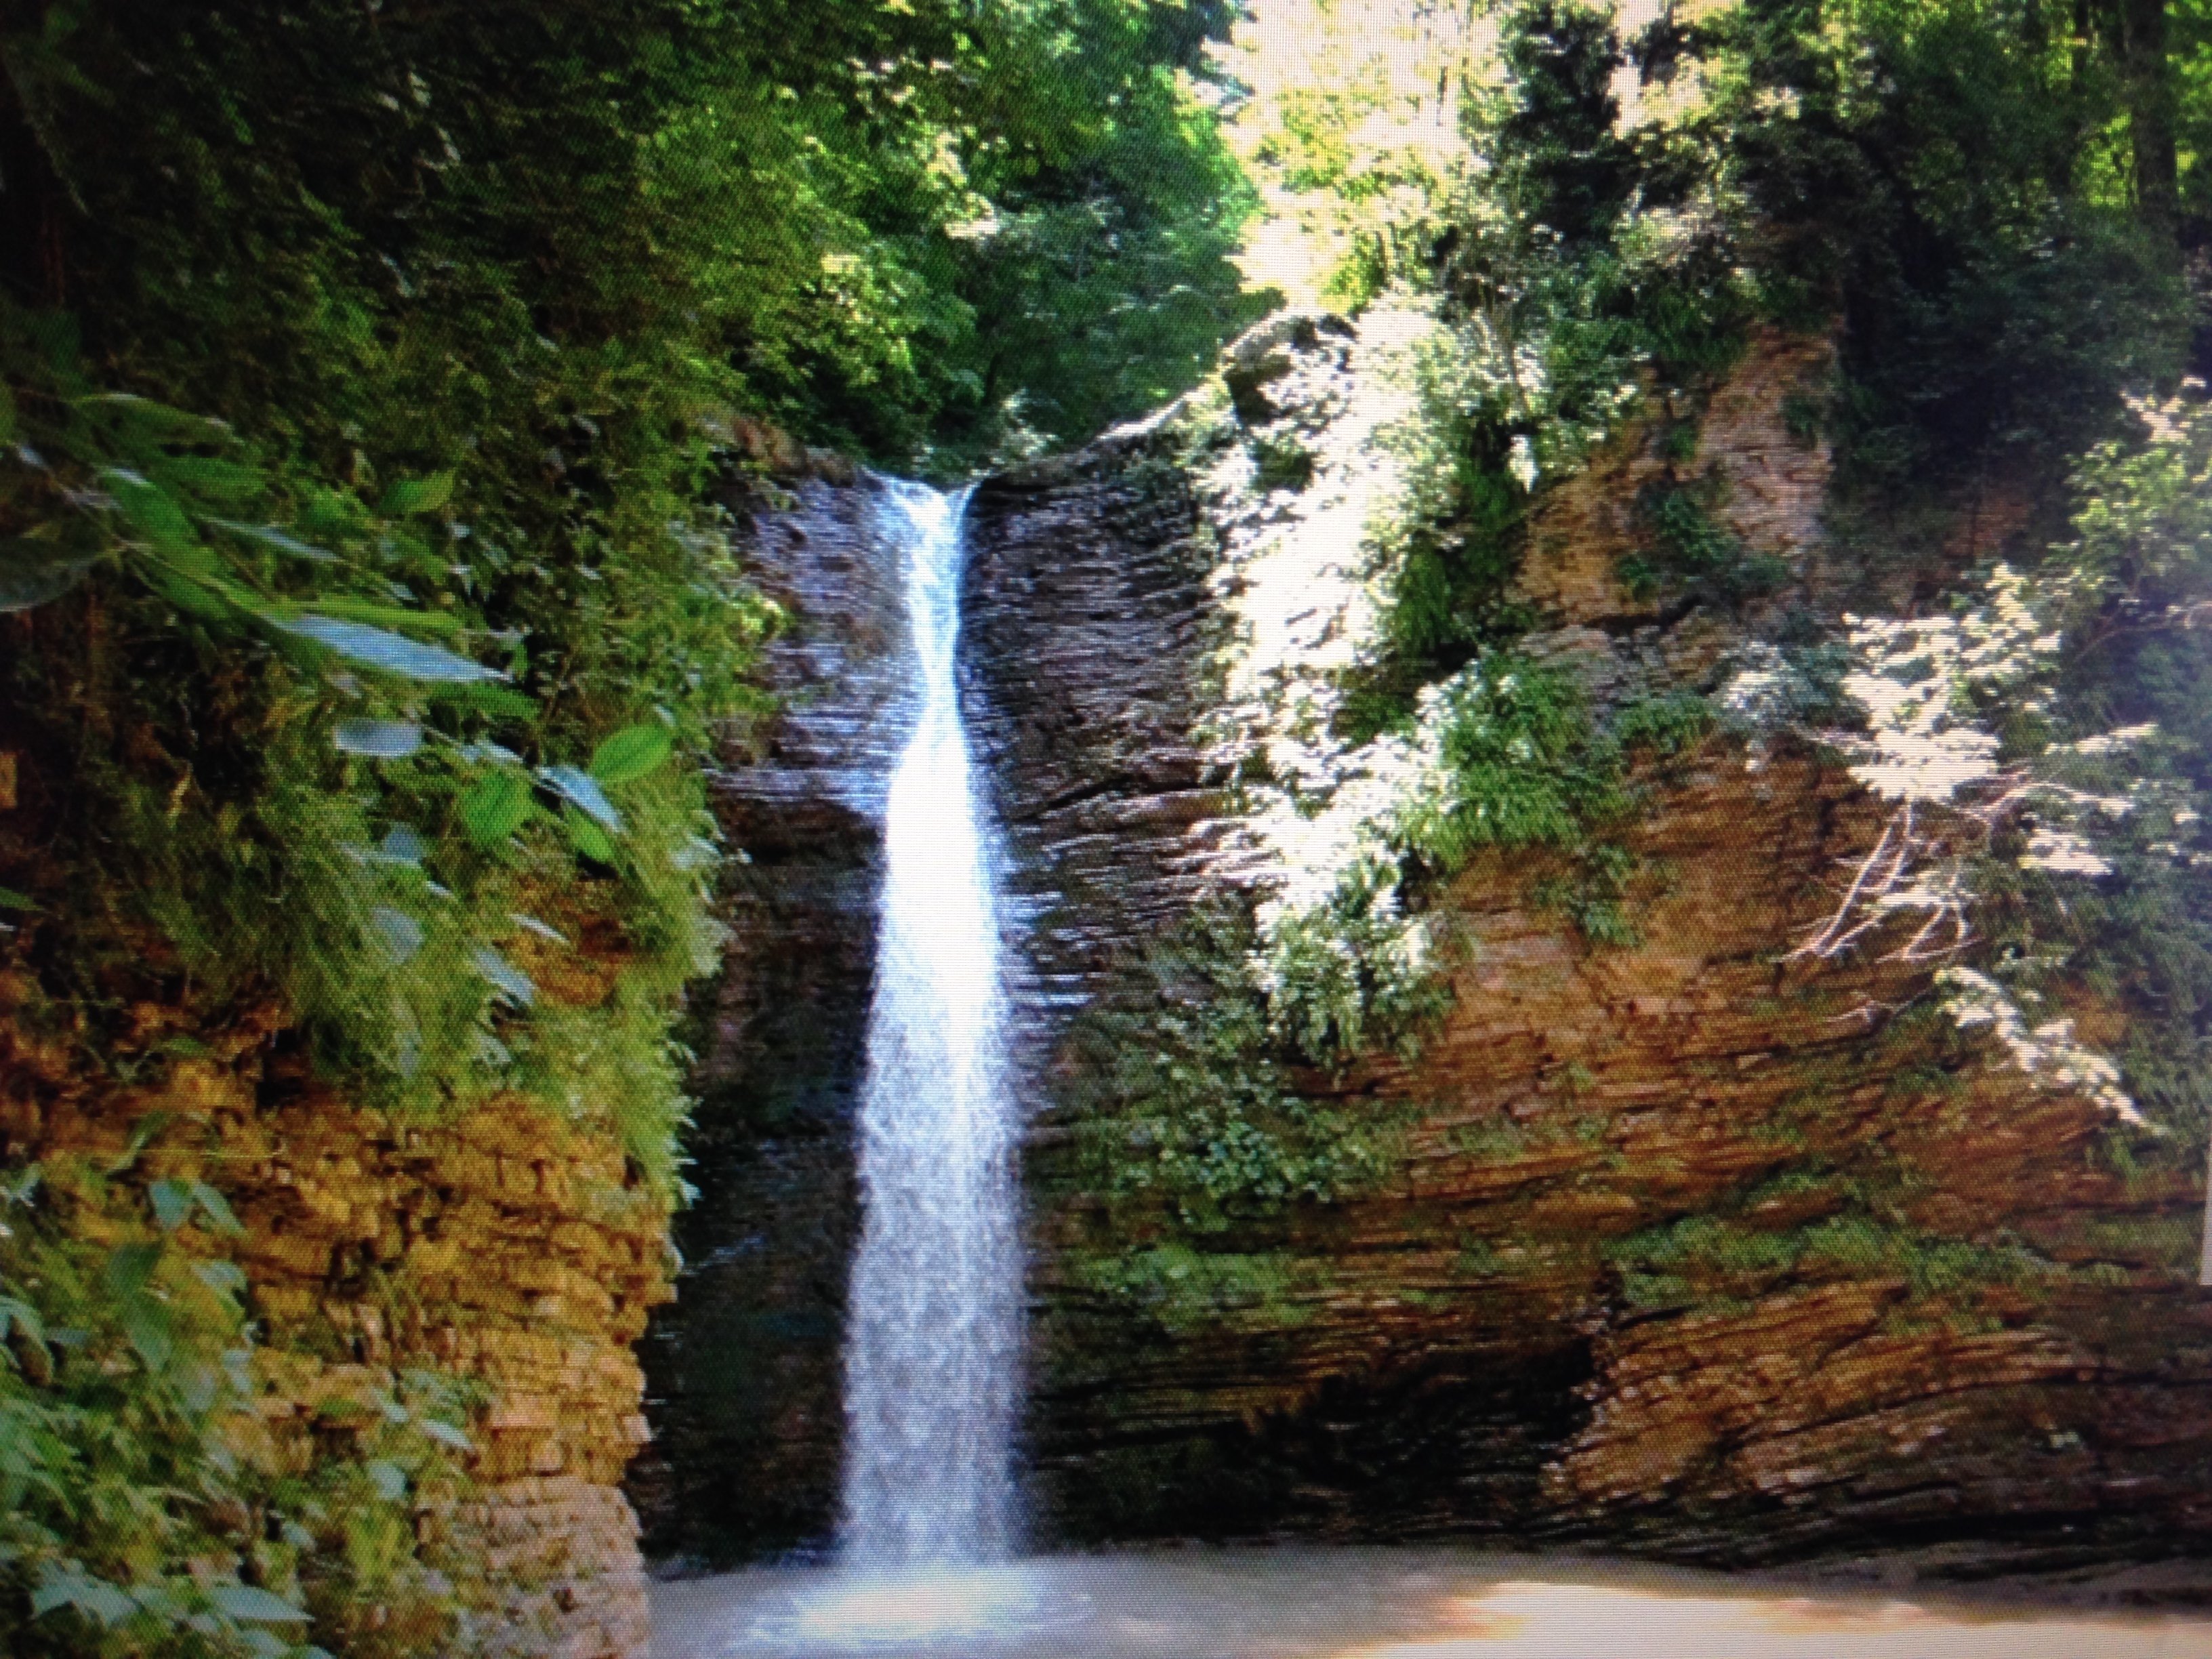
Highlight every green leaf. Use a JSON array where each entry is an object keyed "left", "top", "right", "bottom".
[
  {"left": 105, "top": 1240, "right": 161, "bottom": 1300},
  {"left": 468, "top": 943, "right": 535, "bottom": 1006},
  {"left": 270, "top": 613, "right": 500, "bottom": 682},
  {"left": 379, "top": 471, "right": 455, "bottom": 516},
  {"left": 588, "top": 723, "right": 674, "bottom": 784},
  {"left": 0, "top": 885, "right": 37, "bottom": 910},
  {"left": 564, "top": 806, "right": 617, "bottom": 864},
  {"left": 32, "top": 1566, "right": 138, "bottom": 1628},
  {"left": 99, "top": 467, "right": 201, "bottom": 552},
  {"left": 0, "top": 1294, "right": 47, "bottom": 1357},
  {"left": 207, "top": 1584, "right": 312, "bottom": 1624},
  {"left": 333, "top": 719, "right": 424, "bottom": 758},
  {"left": 121, "top": 1297, "right": 173, "bottom": 1371},
  {"left": 418, "top": 1418, "right": 474, "bottom": 1452},
  {"left": 371, "top": 907, "right": 425, "bottom": 963},
  {"left": 148, "top": 569, "right": 235, "bottom": 620},
  {"left": 436, "top": 681, "right": 538, "bottom": 718},
  {"left": 190, "top": 1179, "right": 242, "bottom": 1236},
  {"left": 310, "top": 596, "right": 462, "bottom": 634},
  {"left": 77, "top": 391, "right": 232, "bottom": 441},
  {"left": 0, "top": 382, "right": 14, "bottom": 444},
  {"left": 149, "top": 1178, "right": 192, "bottom": 1231},
  {"left": 459, "top": 772, "right": 534, "bottom": 846},
  {"left": 510, "top": 912, "right": 569, "bottom": 944},
  {"left": 152, "top": 454, "right": 262, "bottom": 506},
  {"left": 541, "top": 764, "right": 622, "bottom": 832},
  {"left": 207, "top": 518, "right": 337, "bottom": 562},
  {"left": 193, "top": 1260, "right": 247, "bottom": 1296}
]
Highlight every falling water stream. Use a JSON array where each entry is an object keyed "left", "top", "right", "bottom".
[
  {"left": 651, "top": 481, "right": 2212, "bottom": 1658},
  {"left": 837, "top": 479, "right": 1022, "bottom": 1573}
]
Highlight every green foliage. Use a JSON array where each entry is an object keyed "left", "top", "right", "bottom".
[
  {"left": 1071, "top": 908, "right": 1406, "bottom": 1228},
  {"left": 2, "top": 0, "right": 1253, "bottom": 470},
  {"left": 0, "top": 1162, "right": 475, "bottom": 1659},
  {"left": 1964, "top": 394, "right": 2212, "bottom": 1155},
  {"left": 1255, "top": 655, "right": 1691, "bottom": 1070},
  {"left": 1705, "top": 0, "right": 2190, "bottom": 491},
  {"left": 1069, "top": 1244, "right": 1322, "bottom": 1336},
  {"left": 1619, "top": 478, "right": 1790, "bottom": 606},
  {"left": 1607, "top": 1206, "right": 2054, "bottom": 1309},
  {"left": 0, "top": 0, "right": 1263, "bottom": 1645}
]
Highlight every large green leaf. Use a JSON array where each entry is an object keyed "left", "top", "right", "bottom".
[
  {"left": 378, "top": 471, "right": 455, "bottom": 516},
  {"left": 459, "top": 772, "right": 534, "bottom": 845},
  {"left": 589, "top": 722, "right": 674, "bottom": 784},
  {"left": 541, "top": 764, "right": 622, "bottom": 832},
  {"left": 270, "top": 613, "right": 500, "bottom": 682}
]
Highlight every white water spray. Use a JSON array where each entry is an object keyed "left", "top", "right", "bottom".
[{"left": 838, "top": 479, "right": 1023, "bottom": 1569}]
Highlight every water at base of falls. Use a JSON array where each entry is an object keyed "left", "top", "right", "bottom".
[
  {"left": 836, "top": 478, "right": 1023, "bottom": 1570},
  {"left": 653, "top": 1549, "right": 2212, "bottom": 1659}
]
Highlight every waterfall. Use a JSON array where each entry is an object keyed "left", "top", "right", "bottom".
[{"left": 838, "top": 478, "right": 1022, "bottom": 1567}]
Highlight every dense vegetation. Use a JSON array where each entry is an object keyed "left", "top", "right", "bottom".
[
  {"left": 6, "top": 0, "right": 2212, "bottom": 1641},
  {"left": 1075, "top": 0, "right": 2212, "bottom": 1276},
  {"left": 0, "top": 1, "right": 1252, "bottom": 1652}
]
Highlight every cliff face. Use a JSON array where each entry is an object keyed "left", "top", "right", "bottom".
[
  {"left": 651, "top": 316, "right": 2212, "bottom": 1579},
  {"left": 629, "top": 473, "right": 900, "bottom": 1563},
  {"left": 0, "top": 985, "right": 668, "bottom": 1659},
  {"left": 961, "top": 316, "right": 2212, "bottom": 1574}
]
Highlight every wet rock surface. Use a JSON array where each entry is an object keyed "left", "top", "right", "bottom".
[
  {"left": 630, "top": 477, "right": 906, "bottom": 1564},
  {"left": 961, "top": 322, "right": 2212, "bottom": 1575},
  {"left": 656, "top": 323, "right": 2212, "bottom": 1581}
]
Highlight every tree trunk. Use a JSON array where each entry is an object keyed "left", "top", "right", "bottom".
[{"left": 2115, "top": 0, "right": 2179, "bottom": 232}]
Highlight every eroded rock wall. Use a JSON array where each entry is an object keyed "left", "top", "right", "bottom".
[
  {"left": 961, "top": 317, "right": 2212, "bottom": 1576},
  {"left": 650, "top": 317, "right": 2212, "bottom": 1578},
  {"left": 0, "top": 991, "right": 668, "bottom": 1659},
  {"left": 629, "top": 473, "right": 904, "bottom": 1563}
]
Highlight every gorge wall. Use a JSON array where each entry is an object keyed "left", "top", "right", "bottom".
[
  {"left": 966, "top": 316, "right": 2212, "bottom": 1576},
  {"left": 647, "top": 316, "right": 2212, "bottom": 1582},
  {"left": 630, "top": 471, "right": 895, "bottom": 1564},
  {"left": 0, "top": 979, "right": 668, "bottom": 1659}
]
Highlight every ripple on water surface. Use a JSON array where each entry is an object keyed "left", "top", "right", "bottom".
[{"left": 650, "top": 1549, "right": 2212, "bottom": 1659}]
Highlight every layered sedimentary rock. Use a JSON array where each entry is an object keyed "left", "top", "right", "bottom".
[
  {"left": 960, "top": 314, "right": 2212, "bottom": 1575},
  {"left": 628, "top": 472, "right": 903, "bottom": 1563},
  {"left": 0, "top": 989, "right": 668, "bottom": 1659},
  {"left": 655, "top": 315, "right": 2212, "bottom": 1580}
]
